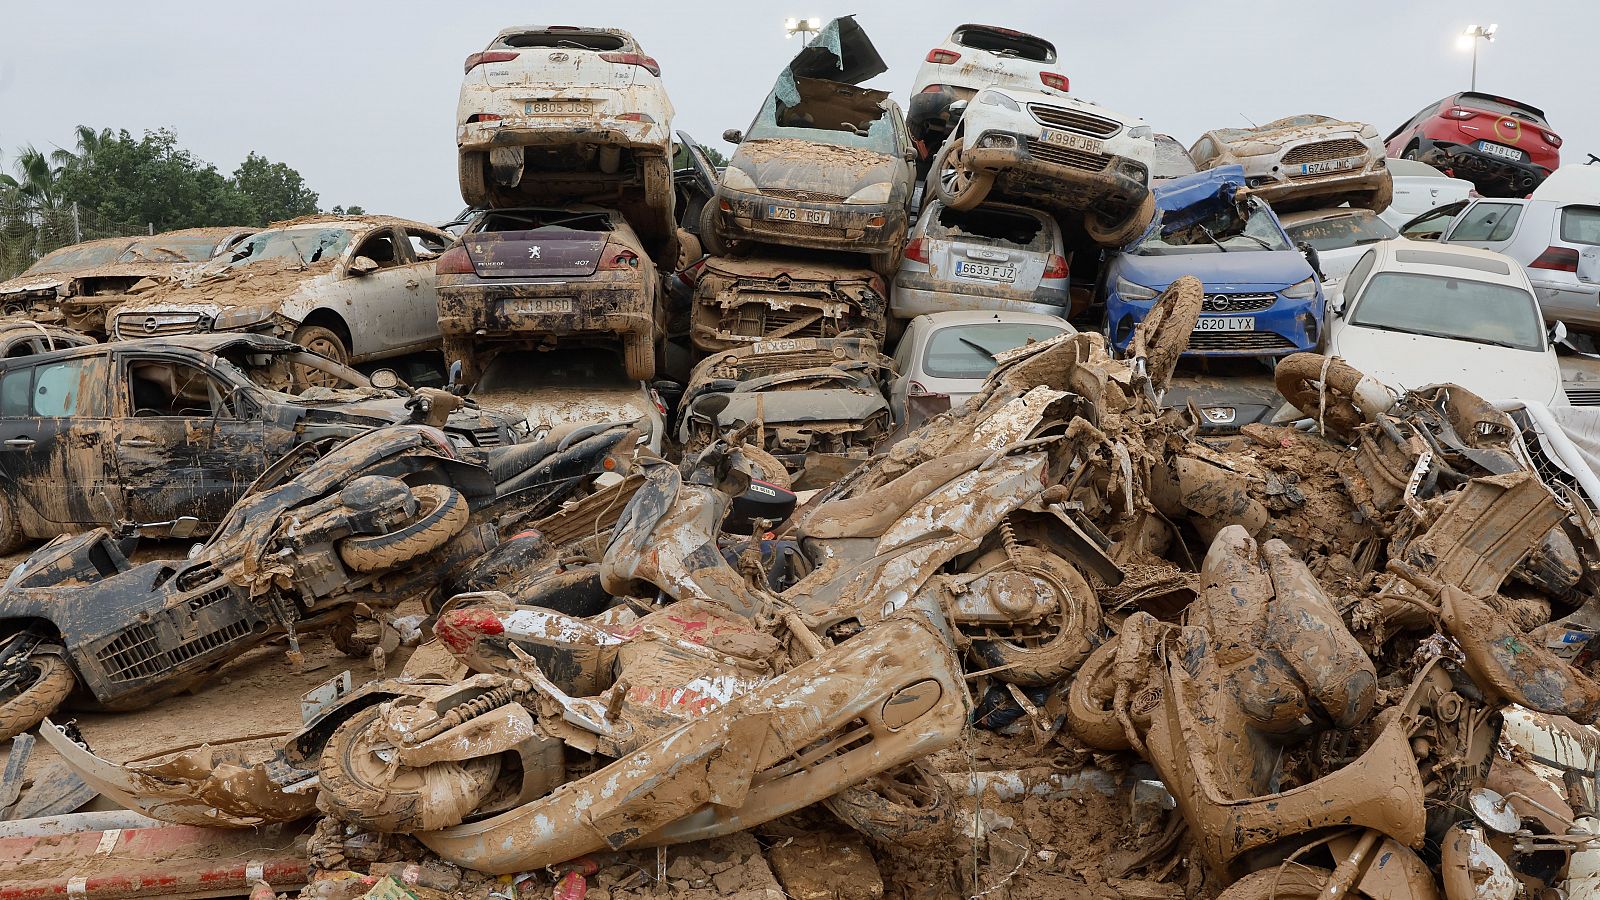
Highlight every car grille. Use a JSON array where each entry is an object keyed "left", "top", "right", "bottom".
[
  {"left": 722, "top": 305, "right": 837, "bottom": 342},
  {"left": 754, "top": 219, "right": 855, "bottom": 240},
  {"left": 1025, "top": 139, "right": 1111, "bottom": 173},
  {"left": 1566, "top": 388, "right": 1600, "bottom": 406},
  {"left": 114, "top": 311, "right": 205, "bottom": 339},
  {"left": 1281, "top": 138, "right": 1368, "bottom": 166},
  {"left": 1185, "top": 331, "right": 1298, "bottom": 352},
  {"left": 1201, "top": 293, "right": 1277, "bottom": 313},
  {"left": 1028, "top": 104, "right": 1122, "bottom": 138},
  {"left": 762, "top": 188, "right": 846, "bottom": 204}
]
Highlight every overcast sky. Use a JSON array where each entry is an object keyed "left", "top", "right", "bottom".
[{"left": 2, "top": 1, "right": 1592, "bottom": 225}]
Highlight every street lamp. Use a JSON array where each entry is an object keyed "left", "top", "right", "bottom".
[
  {"left": 784, "top": 16, "right": 822, "bottom": 45},
  {"left": 1458, "top": 23, "right": 1497, "bottom": 91}
]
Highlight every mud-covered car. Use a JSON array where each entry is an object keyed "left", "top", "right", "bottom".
[
  {"left": 704, "top": 16, "right": 916, "bottom": 277},
  {"left": 0, "top": 334, "right": 522, "bottom": 550},
  {"left": 893, "top": 200, "right": 1070, "bottom": 318},
  {"left": 1189, "top": 114, "right": 1391, "bottom": 213},
  {"left": 0, "top": 321, "right": 96, "bottom": 358},
  {"left": 676, "top": 335, "right": 892, "bottom": 474},
  {"left": 689, "top": 255, "right": 886, "bottom": 354},
  {"left": 436, "top": 206, "right": 663, "bottom": 382},
  {"left": 1385, "top": 92, "right": 1560, "bottom": 197},
  {"left": 907, "top": 24, "right": 1067, "bottom": 162},
  {"left": 930, "top": 86, "right": 1155, "bottom": 247},
  {"left": 108, "top": 216, "right": 452, "bottom": 382},
  {"left": 0, "top": 237, "right": 134, "bottom": 319},
  {"left": 456, "top": 26, "right": 676, "bottom": 261}
]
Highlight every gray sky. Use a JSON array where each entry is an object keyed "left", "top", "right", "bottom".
[{"left": 2, "top": 1, "right": 1592, "bottom": 225}]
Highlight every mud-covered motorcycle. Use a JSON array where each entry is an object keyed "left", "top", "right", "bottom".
[{"left": 0, "top": 422, "right": 638, "bottom": 739}]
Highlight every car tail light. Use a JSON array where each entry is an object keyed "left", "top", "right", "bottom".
[
  {"left": 1531, "top": 246, "right": 1580, "bottom": 272},
  {"left": 464, "top": 51, "right": 518, "bottom": 74},
  {"left": 1444, "top": 107, "right": 1477, "bottom": 120},
  {"left": 926, "top": 49, "right": 961, "bottom": 64},
  {"left": 617, "top": 112, "right": 656, "bottom": 123},
  {"left": 600, "top": 52, "right": 660, "bottom": 77},
  {"left": 1039, "top": 72, "right": 1070, "bottom": 92},
  {"left": 436, "top": 247, "right": 475, "bottom": 275},
  {"left": 1043, "top": 254, "right": 1068, "bottom": 279},
  {"left": 601, "top": 247, "right": 640, "bottom": 270},
  {"left": 466, "top": 113, "right": 502, "bottom": 124},
  {"left": 904, "top": 237, "right": 929, "bottom": 263},
  {"left": 909, "top": 380, "right": 933, "bottom": 396},
  {"left": 1544, "top": 131, "right": 1564, "bottom": 148}
]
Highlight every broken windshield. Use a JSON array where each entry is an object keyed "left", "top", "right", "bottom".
[
  {"left": 1285, "top": 211, "right": 1397, "bottom": 253},
  {"left": 746, "top": 83, "right": 898, "bottom": 153},
  {"left": 1137, "top": 200, "right": 1290, "bottom": 255},
  {"left": 231, "top": 228, "right": 354, "bottom": 267},
  {"left": 119, "top": 234, "right": 222, "bottom": 264},
  {"left": 24, "top": 240, "right": 132, "bottom": 275}
]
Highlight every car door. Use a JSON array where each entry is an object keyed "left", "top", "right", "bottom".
[
  {"left": 1398, "top": 200, "right": 1471, "bottom": 241},
  {"left": 112, "top": 352, "right": 291, "bottom": 526},
  {"left": 0, "top": 354, "right": 119, "bottom": 527},
  {"left": 333, "top": 227, "right": 438, "bottom": 360}
]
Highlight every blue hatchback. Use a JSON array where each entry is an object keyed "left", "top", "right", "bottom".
[{"left": 1103, "top": 165, "right": 1324, "bottom": 357}]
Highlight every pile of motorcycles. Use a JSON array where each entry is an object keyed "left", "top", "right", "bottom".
[{"left": 11, "top": 274, "right": 1600, "bottom": 900}]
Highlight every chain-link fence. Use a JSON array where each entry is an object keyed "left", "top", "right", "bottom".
[{"left": 0, "top": 199, "right": 150, "bottom": 281}]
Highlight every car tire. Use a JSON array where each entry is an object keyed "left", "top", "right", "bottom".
[
  {"left": 1216, "top": 867, "right": 1335, "bottom": 900},
  {"left": 929, "top": 137, "right": 993, "bottom": 211},
  {"left": 0, "top": 490, "right": 25, "bottom": 555},
  {"left": 1065, "top": 636, "right": 1158, "bottom": 751},
  {"left": 1135, "top": 275, "right": 1205, "bottom": 394},
  {"left": 290, "top": 325, "right": 350, "bottom": 391},
  {"left": 0, "top": 645, "right": 75, "bottom": 741},
  {"left": 338, "top": 484, "right": 469, "bottom": 574},
  {"left": 870, "top": 246, "right": 901, "bottom": 279},
  {"left": 1084, "top": 193, "right": 1156, "bottom": 248},
  {"left": 699, "top": 201, "right": 743, "bottom": 258},
  {"left": 458, "top": 151, "right": 489, "bottom": 207},
  {"left": 824, "top": 762, "right": 953, "bottom": 847},
  {"left": 1356, "top": 177, "right": 1394, "bottom": 214},
  {"left": 623, "top": 334, "right": 657, "bottom": 381},
  {"left": 737, "top": 445, "right": 792, "bottom": 490},
  {"left": 1274, "top": 352, "right": 1378, "bottom": 435}
]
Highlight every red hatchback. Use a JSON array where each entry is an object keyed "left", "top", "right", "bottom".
[{"left": 1385, "top": 92, "right": 1560, "bottom": 196}]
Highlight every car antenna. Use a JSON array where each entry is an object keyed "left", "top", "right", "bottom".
[{"left": 1239, "top": 113, "right": 1259, "bottom": 128}]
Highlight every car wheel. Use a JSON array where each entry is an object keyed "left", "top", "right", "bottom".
[
  {"left": 698, "top": 201, "right": 745, "bottom": 257},
  {"left": 458, "top": 151, "right": 489, "bottom": 207},
  {"left": 290, "top": 325, "right": 350, "bottom": 391},
  {"left": 623, "top": 335, "right": 657, "bottom": 381},
  {"left": 929, "top": 137, "right": 993, "bottom": 211},
  {"left": 1357, "top": 177, "right": 1394, "bottom": 214},
  {"left": 0, "top": 491, "right": 25, "bottom": 555},
  {"left": 870, "top": 246, "right": 901, "bottom": 279},
  {"left": 1084, "top": 193, "right": 1156, "bottom": 248}
]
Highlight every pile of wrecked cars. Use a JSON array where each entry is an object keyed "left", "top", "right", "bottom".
[{"left": 17, "top": 269, "right": 1600, "bottom": 900}]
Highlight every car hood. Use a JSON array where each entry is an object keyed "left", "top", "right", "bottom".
[
  {"left": 472, "top": 384, "right": 653, "bottom": 437},
  {"left": 0, "top": 275, "right": 65, "bottom": 297},
  {"left": 780, "top": 15, "right": 886, "bottom": 93},
  {"left": 696, "top": 388, "right": 887, "bottom": 426},
  {"left": 1329, "top": 325, "right": 1564, "bottom": 406},
  {"left": 122, "top": 257, "right": 334, "bottom": 310},
  {"left": 729, "top": 139, "right": 901, "bottom": 197},
  {"left": 1115, "top": 248, "right": 1313, "bottom": 292}
]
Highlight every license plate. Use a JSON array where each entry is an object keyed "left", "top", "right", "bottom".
[
  {"left": 505, "top": 298, "right": 573, "bottom": 314},
  {"left": 523, "top": 100, "right": 592, "bottom": 116},
  {"left": 1477, "top": 140, "right": 1525, "bottom": 162},
  {"left": 1040, "top": 129, "right": 1103, "bottom": 153},
  {"left": 1193, "top": 317, "right": 1255, "bottom": 332},
  {"left": 1300, "top": 156, "right": 1361, "bottom": 175},
  {"left": 752, "top": 337, "right": 818, "bottom": 354},
  {"left": 955, "top": 260, "right": 1017, "bottom": 282},
  {"left": 766, "top": 205, "right": 831, "bottom": 225}
]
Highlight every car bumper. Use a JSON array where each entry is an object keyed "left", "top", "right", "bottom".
[
  {"left": 713, "top": 188, "right": 907, "bottom": 257},
  {"left": 1106, "top": 289, "right": 1321, "bottom": 358},
  {"left": 438, "top": 272, "right": 657, "bottom": 342},
  {"left": 891, "top": 281, "right": 1068, "bottom": 319},
  {"left": 457, "top": 118, "right": 667, "bottom": 154},
  {"left": 1246, "top": 162, "right": 1387, "bottom": 206},
  {"left": 964, "top": 131, "right": 1150, "bottom": 212},
  {"left": 1420, "top": 139, "right": 1551, "bottom": 192}
]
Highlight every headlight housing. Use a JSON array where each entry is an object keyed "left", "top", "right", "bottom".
[
  {"left": 720, "top": 165, "right": 759, "bottom": 193},
  {"left": 212, "top": 304, "right": 279, "bottom": 330},
  {"left": 844, "top": 181, "right": 893, "bottom": 205},
  {"left": 1127, "top": 125, "right": 1153, "bottom": 140},
  {"left": 1116, "top": 276, "right": 1160, "bottom": 302},
  {"left": 978, "top": 90, "right": 1020, "bottom": 112},
  {"left": 1281, "top": 277, "right": 1319, "bottom": 300}
]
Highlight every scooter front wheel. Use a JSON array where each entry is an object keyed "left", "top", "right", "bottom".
[
  {"left": 825, "top": 762, "right": 953, "bottom": 847},
  {"left": 0, "top": 644, "right": 75, "bottom": 741},
  {"left": 338, "top": 484, "right": 469, "bottom": 573},
  {"left": 1217, "top": 866, "right": 1335, "bottom": 900}
]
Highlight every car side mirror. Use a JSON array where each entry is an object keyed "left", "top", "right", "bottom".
[
  {"left": 170, "top": 516, "right": 200, "bottom": 539},
  {"left": 1328, "top": 296, "right": 1345, "bottom": 319},
  {"left": 1551, "top": 320, "right": 1570, "bottom": 345},
  {"left": 1296, "top": 241, "right": 1325, "bottom": 281},
  {"left": 370, "top": 368, "right": 401, "bottom": 390},
  {"left": 349, "top": 256, "right": 379, "bottom": 276},
  {"left": 722, "top": 129, "right": 743, "bottom": 145},
  {"left": 948, "top": 100, "right": 969, "bottom": 119},
  {"left": 903, "top": 147, "right": 918, "bottom": 163},
  {"left": 1579, "top": 248, "right": 1600, "bottom": 285}
]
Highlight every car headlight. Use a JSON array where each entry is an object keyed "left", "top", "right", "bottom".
[
  {"left": 844, "top": 181, "right": 893, "bottom": 204},
  {"left": 212, "top": 304, "right": 278, "bottom": 330},
  {"left": 1281, "top": 277, "right": 1318, "bottom": 300},
  {"left": 978, "top": 90, "right": 1020, "bottom": 112},
  {"left": 1116, "top": 276, "right": 1160, "bottom": 302},
  {"left": 720, "top": 165, "right": 759, "bottom": 193},
  {"left": 1127, "top": 125, "right": 1152, "bottom": 140}
]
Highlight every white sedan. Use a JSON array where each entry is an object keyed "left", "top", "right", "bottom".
[{"left": 1324, "top": 239, "right": 1566, "bottom": 406}]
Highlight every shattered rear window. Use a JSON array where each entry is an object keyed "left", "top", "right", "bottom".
[
  {"left": 951, "top": 27, "right": 1055, "bottom": 63},
  {"left": 119, "top": 235, "right": 221, "bottom": 264},
  {"left": 24, "top": 242, "right": 131, "bottom": 275},
  {"left": 923, "top": 322, "right": 1066, "bottom": 378},
  {"left": 231, "top": 228, "right": 354, "bottom": 266},
  {"left": 1152, "top": 136, "right": 1198, "bottom": 179},
  {"left": 1460, "top": 96, "right": 1549, "bottom": 125},
  {"left": 474, "top": 210, "right": 615, "bottom": 233},
  {"left": 497, "top": 32, "right": 629, "bottom": 52},
  {"left": 1285, "top": 211, "right": 1397, "bottom": 252},
  {"left": 931, "top": 205, "right": 1045, "bottom": 249}
]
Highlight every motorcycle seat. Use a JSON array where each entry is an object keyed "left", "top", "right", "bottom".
[{"left": 800, "top": 451, "right": 991, "bottom": 540}]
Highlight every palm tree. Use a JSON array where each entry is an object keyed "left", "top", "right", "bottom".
[
  {"left": 0, "top": 146, "right": 77, "bottom": 279},
  {"left": 49, "top": 125, "right": 114, "bottom": 172}
]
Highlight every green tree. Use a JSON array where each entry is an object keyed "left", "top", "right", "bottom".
[
  {"left": 57, "top": 128, "right": 253, "bottom": 234},
  {"left": 330, "top": 205, "right": 367, "bottom": 216},
  {"left": 0, "top": 146, "right": 78, "bottom": 279},
  {"left": 233, "top": 152, "right": 319, "bottom": 225},
  {"left": 701, "top": 145, "right": 729, "bottom": 168},
  {"left": 50, "top": 125, "right": 115, "bottom": 172}
]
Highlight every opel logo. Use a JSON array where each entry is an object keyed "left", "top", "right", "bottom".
[
  {"left": 143, "top": 316, "right": 159, "bottom": 333},
  {"left": 1205, "top": 294, "right": 1231, "bottom": 311}
]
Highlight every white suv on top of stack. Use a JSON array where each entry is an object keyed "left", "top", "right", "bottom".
[{"left": 907, "top": 24, "right": 1068, "bottom": 160}]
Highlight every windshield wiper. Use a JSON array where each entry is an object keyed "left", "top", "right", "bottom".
[
  {"left": 959, "top": 337, "right": 999, "bottom": 360},
  {"left": 1235, "top": 232, "right": 1276, "bottom": 251},
  {"left": 1197, "top": 225, "right": 1229, "bottom": 252}
]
